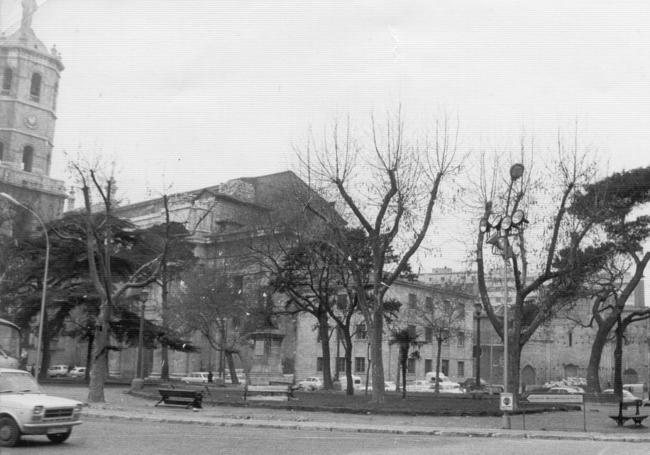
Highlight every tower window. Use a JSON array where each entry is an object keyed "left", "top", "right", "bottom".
[
  {"left": 23, "top": 146, "right": 34, "bottom": 172},
  {"left": 52, "top": 81, "right": 59, "bottom": 110},
  {"left": 2, "top": 68, "right": 12, "bottom": 93},
  {"left": 30, "top": 73, "right": 42, "bottom": 101}
]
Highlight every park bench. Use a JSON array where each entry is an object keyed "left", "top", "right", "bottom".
[
  {"left": 155, "top": 388, "right": 203, "bottom": 409},
  {"left": 609, "top": 401, "right": 648, "bottom": 427},
  {"left": 243, "top": 384, "right": 294, "bottom": 401}
]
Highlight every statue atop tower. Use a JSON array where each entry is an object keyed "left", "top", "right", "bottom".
[{"left": 21, "top": 0, "right": 38, "bottom": 31}]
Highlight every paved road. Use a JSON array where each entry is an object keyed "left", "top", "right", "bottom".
[{"left": 6, "top": 418, "right": 650, "bottom": 455}]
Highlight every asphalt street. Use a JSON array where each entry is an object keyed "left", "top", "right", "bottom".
[{"left": 6, "top": 418, "right": 650, "bottom": 455}]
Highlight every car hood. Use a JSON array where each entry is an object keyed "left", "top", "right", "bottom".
[{"left": 1, "top": 393, "right": 82, "bottom": 408}]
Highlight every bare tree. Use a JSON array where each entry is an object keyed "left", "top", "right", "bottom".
[
  {"left": 70, "top": 163, "right": 165, "bottom": 402},
  {"left": 413, "top": 296, "right": 465, "bottom": 393},
  {"left": 475, "top": 135, "right": 604, "bottom": 399},
  {"left": 298, "top": 110, "right": 461, "bottom": 402}
]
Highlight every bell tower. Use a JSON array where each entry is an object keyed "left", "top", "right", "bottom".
[{"left": 0, "top": 0, "right": 67, "bottom": 233}]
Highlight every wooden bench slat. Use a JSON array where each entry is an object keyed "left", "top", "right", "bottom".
[
  {"left": 243, "top": 384, "right": 293, "bottom": 401},
  {"left": 156, "top": 388, "right": 203, "bottom": 409}
]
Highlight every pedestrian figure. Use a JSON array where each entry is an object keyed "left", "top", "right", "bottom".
[{"left": 207, "top": 371, "right": 213, "bottom": 383}]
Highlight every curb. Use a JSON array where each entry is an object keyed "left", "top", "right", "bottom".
[{"left": 80, "top": 409, "right": 650, "bottom": 443}]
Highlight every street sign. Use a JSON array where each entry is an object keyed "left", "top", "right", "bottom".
[
  {"left": 524, "top": 394, "right": 583, "bottom": 404},
  {"left": 499, "top": 392, "right": 514, "bottom": 411}
]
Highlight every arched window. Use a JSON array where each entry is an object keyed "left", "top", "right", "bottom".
[
  {"left": 52, "top": 81, "right": 59, "bottom": 110},
  {"left": 30, "top": 73, "right": 41, "bottom": 101},
  {"left": 23, "top": 146, "right": 34, "bottom": 172},
  {"left": 2, "top": 68, "right": 12, "bottom": 92}
]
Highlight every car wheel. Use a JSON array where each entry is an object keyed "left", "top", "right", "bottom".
[
  {"left": 47, "top": 430, "right": 71, "bottom": 444},
  {"left": 0, "top": 416, "right": 21, "bottom": 447}
]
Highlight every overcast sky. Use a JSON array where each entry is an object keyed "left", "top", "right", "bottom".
[{"left": 2, "top": 0, "right": 649, "bottom": 276}]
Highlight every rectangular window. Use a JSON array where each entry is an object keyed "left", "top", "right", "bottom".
[
  {"left": 408, "top": 293, "right": 417, "bottom": 309},
  {"left": 441, "top": 359, "right": 449, "bottom": 376},
  {"left": 336, "top": 294, "right": 348, "bottom": 310},
  {"left": 316, "top": 357, "right": 323, "bottom": 372},
  {"left": 231, "top": 275, "right": 243, "bottom": 294},
  {"left": 424, "top": 359, "right": 433, "bottom": 373},
  {"left": 254, "top": 340, "right": 265, "bottom": 356},
  {"left": 425, "top": 296, "right": 434, "bottom": 312},
  {"left": 457, "top": 332, "right": 465, "bottom": 347},
  {"left": 443, "top": 300, "right": 451, "bottom": 314},
  {"left": 424, "top": 327, "right": 433, "bottom": 343},
  {"left": 457, "top": 361, "right": 465, "bottom": 377},
  {"left": 336, "top": 357, "right": 345, "bottom": 372},
  {"left": 442, "top": 329, "right": 450, "bottom": 345},
  {"left": 456, "top": 302, "right": 465, "bottom": 318},
  {"left": 407, "top": 324, "right": 417, "bottom": 338},
  {"left": 407, "top": 358, "right": 416, "bottom": 374},
  {"left": 354, "top": 357, "right": 365, "bottom": 373},
  {"left": 356, "top": 323, "right": 367, "bottom": 340}
]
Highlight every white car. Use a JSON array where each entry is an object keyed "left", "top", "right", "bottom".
[
  {"left": 0, "top": 368, "right": 83, "bottom": 447},
  {"left": 68, "top": 367, "right": 86, "bottom": 378},
  {"left": 180, "top": 372, "right": 210, "bottom": 384},
  {"left": 47, "top": 365, "right": 69, "bottom": 378},
  {"left": 406, "top": 380, "right": 434, "bottom": 392},
  {"left": 297, "top": 377, "right": 322, "bottom": 391}
]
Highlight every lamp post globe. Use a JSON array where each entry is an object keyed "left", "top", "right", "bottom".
[{"left": 509, "top": 163, "right": 525, "bottom": 181}]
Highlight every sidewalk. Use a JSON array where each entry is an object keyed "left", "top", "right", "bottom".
[{"left": 42, "top": 384, "right": 650, "bottom": 443}]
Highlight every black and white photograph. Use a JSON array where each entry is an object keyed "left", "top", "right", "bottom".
[{"left": 0, "top": 1, "right": 649, "bottom": 453}]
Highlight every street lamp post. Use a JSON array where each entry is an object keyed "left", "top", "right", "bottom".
[
  {"left": 474, "top": 302, "right": 482, "bottom": 389},
  {"left": 0, "top": 193, "right": 49, "bottom": 382},
  {"left": 478, "top": 163, "right": 527, "bottom": 430},
  {"left": 137, "top": 291, "right": 148, "bottom": 380}
]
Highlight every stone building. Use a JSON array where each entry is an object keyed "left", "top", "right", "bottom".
[
  {"left": 0, "top": 4, "right": 67, "bottom": 233},
  {"left": 420, "top": 267, "right": 649, "bottom": 391},
  {"left": 293, "top": 279, "right": 477, "bottom": 385},
  {"left": 104, "top": 170, "right": 336, "bottom": 379}
]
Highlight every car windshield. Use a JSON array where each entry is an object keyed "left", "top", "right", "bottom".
[{"left": 0, "top": 372, "right": 41, "bottom": 393}]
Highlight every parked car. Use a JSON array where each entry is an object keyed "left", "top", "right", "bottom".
[
  {"left": 0, "top": 368, "right": 83, "bottom": 447},
  {"left": 180, "top": 372, "right": 210, "bottom": 384},
  {"left": 46, "top": 365, "right": 69, "bottom": 378},
  {"left": 602, "top": 389, "right": 643, "bottom": 409},
  {"left": 459, "top": 378, "right": 488, "bottom": 393},
  {"left": 297, "top": 377, "right": 323, "bottom": 391},
  {"left": 406, "top": 380, "right": 434, "bottom": 392},
  {"left": 68, "top": 367, "right": 86, "bottom": 378},
  {"left": 384, "top": 381, "right": 397, "bottom": 391},
  {"left": 339, "top": 375, "right": 364, "bottom": 391}
]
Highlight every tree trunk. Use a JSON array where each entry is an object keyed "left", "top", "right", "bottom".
[
  {"left": 435, "top": 338, "right": 442, "bottom": 394},
  {"left": 38, "top": 309, "right": 49, "bottom": 381},
  {"left": 226, "top": 351, "right": 238, "bottom": 384},
  {"left": 345, "top": 349, "right": 353, "bottom": 395},
  {"left": 318, "top": 313, "right": 333, "bottom": 390},
  {"left": 85, "top": 330, "right": 94, "bottom": 384},
  {"left": 161, "top": 345, "right": 169, "bottom": 381},
  {"left": 509, "top": 341, "right": 522, "bottom": 399},
  {"left": 369, "top": 309, "right": 385, "bottom": 403},
  {"left": 401, "top": 346, "right": 407, "bottom": 399},
  {"left": 340, "top": 332, "right": 354, "bottom": 395},
  {"left": 614, "top": 315, "right": 623, "bottom": 400},
  {"left": 88, "top": 299, "right": 110, "bottom": 402},
  {"left": 586, "top": 315, "right": 616, "bottom": 392},
  {"left": 396, "top": 356, "right": 401, "bottom": 393}
]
